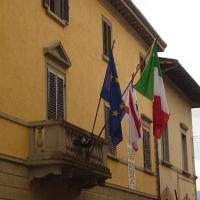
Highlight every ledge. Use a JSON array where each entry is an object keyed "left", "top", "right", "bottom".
[
  {"left": 105, "top": 183, "right": 158, "bottom": 199},
  {"left": 45, "top": 9, "right": 68, "bottom": 27},
  {"left": 182, "top": 170, "right": 191, "bottom": 178},
  {"left": 143, "top": 168, "right": 155, "bottom": 176},
  {"left": 161, "top": 160, "right": 172, "bottom": 168},
  {"left": 108, "top": 153, "right": 119, "bottom": 161}
]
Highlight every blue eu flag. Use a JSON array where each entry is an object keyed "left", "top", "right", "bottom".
[{"left": 100, "top": 52, "right": 124, "bottom": 146}]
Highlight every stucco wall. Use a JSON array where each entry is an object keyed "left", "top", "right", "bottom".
[
  {"left": 0, "top": 118, "right": 29, "bottom": 159},
  {"left": 0, "top": 0, "right": 158, "bottom": 197},
  {"left": 159, "top": 78, "right": 196, "bottom": 199}
]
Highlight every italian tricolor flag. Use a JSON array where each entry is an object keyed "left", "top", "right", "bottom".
[{"left": 134, "top": 45, "right": 169, "bottom": 138}]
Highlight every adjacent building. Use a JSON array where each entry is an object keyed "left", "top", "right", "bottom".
[{"left": 0, "top": 0, "right": 199, "bottom": 199}]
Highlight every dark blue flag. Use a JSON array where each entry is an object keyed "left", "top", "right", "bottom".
[{"left": 100, "top": 51, "right": 124, "bottom": 146}]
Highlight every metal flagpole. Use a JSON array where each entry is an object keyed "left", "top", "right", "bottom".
[{"left": 90, "top": 40, "right": 116, "bottom": 138}]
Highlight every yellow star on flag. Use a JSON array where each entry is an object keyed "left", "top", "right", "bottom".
[{"left": 112, "top": 110, "right": 118, "bottom": 117}]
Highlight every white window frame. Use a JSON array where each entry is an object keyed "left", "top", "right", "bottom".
[{"left": 43, "top": 0, "right": 69, "bottom": 26}]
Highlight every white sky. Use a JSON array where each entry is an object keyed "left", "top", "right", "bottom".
[{"left": 131, "top": 0, "right": 200, "bottom": 190}]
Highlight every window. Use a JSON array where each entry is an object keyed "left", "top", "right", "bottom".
[
  {"left": 105, "top": 106, "right": 116, "bottom": 155},
  {"left": 141, "top": 115, "right": 152, "bottom": 171},
  {"left": 143, "top": 126, "right": 151, "bottom": 170},
  {"left": 139, "top": 53, "right": 146, "bottom": 74},
  {"left": 102, "top": 18, "right": 112, "bottom": 58},
  {"left": 43, "top": 0, "right": 69, "bottom": 24},
  {"left": 162, "top": 126, "right": 169, "bottom": 162},
  {"left": 44, "top": 41, "right": 71, "bottom": 120},
  {"left": 47, "top": 69, "right": 65, "bottom": 120},
  {"left": 181, "top": 133, "right": 188, "bottom": 172}
]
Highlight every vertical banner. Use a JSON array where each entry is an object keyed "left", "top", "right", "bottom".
[{"left": 127, "top": 144, "right": 136, "bottom": 190}]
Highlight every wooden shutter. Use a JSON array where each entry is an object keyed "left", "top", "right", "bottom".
[
  {"left": 47, "top": 69, "right": 65, "bottom": 120},
  {"left": 107, "top": 24, "right": 111, "bottom": 56},
  {"left": 105, "top": 106, "right": 116, "bottom": 155},
  {"left": 139, "top": 53, "right": 146, "bottom": 74},
  {"left": 43, "top": 0, "right": 50, "bottom": 8},
  {"left": 57, "top": 76, "right": 64, "bottom": 119},
  {"left": 103, "top": 21, "right": 108, "bottom": 56},
  {"left": 48, "top": 70, "right": 57, "bottom": 119},
  {"left": 143, "top": 128, "right": 151, "bottom": 170},
  {"left": 182, "top": 133, "right": 188, "bottom": 171},
  {"left": 61, "top": 0, "right": 69, "bottom": 21},
  {"left": 162, "top": 126, "right": 169, "bottom": 162},
  {"left": 103, "top": 20, "right": 112, "bottom": 57}
]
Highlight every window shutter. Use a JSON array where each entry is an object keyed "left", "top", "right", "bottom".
[
  {"left": 143, "top": 129, "right": 151, "bottom": 170},
  {"left": 48, "top": 71, "right": 57, "bottom": 119},
  {"left": 103, "top": 21, "right": 108, "bottom": 57},
  {"left": 61, "top": 0, "right": 69, "bottom": 21},
  {"left": 57, "top": 76, "right": 64, "bottom": 119},
  {"left": 105, "top": 106, "right": 116, "bottom": 155},
  {"left": 43, "top": 0, "right": 50, "bottom": 8},
  {"left": 139, "top": 54, "right": 146, "bottom": 74},
  {"left": 102, "top": 20, "right": 112, "bottom": 57},
  {"left": 162, "top": 126, "right": 169, "bottom": 162},
  {"left": 107, "top": 25, "right": 111, "bottom": 56}
]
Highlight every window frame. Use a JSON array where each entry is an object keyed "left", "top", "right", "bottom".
[
  {"left": 43, "top": 0, "right": 69, "bottom": 26},
  {"left": 102, "top": 17, "right": 112, "bottom": 61}
]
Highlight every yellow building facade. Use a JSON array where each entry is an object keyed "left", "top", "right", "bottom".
[{"left": 0, "top": 0, "right": 199, "bottom": 199}]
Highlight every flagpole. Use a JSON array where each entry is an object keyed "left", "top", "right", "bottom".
[
  {"left": 88, "top": 37, "right": 158, "bottom": 155},
  {"left": 122, "top": 37, "right": 158, "bottom": 97},
  {"left": 90, "top": 40, "right": 116, "bottom": 137}
]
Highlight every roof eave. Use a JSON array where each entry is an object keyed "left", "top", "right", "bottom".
[
  {"left": 160, "top": 57, "right": 200, "bottom": 108},
  {"left": 105, "top": 0, "right": 167, "bottom": 51}
]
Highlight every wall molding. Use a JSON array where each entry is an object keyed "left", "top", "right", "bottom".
[
  {"left": 0, "top": 112, "right": 28, "bottom": 127},
  {"left": 105, "top": 182, "right": 158, "bottom": 199}
]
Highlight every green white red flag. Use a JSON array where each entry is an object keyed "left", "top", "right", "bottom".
[{"left": 134, "top": 45, "right": 169, "bottom": 138}]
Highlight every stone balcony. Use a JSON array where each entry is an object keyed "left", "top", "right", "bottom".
[{"left": 28, "top": 120, "right": 111, "bottom": 189}]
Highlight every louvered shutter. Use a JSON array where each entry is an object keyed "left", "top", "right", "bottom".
[
  {"left": 48, "top": 70, "right": 57, "bottom": 119},
  {"left": 107, "top": 25, "right": 111, "bottom": 56},
  {"left": 43, "top": 0, "right": 50, "bottom": 8},
  {"left": 143, "top": 128, "right": 151, "bottom": 170},
  {"left": 61, "top": 0, "right": 69, "bottom": 21},
  {"left": 57, "top": 76, "right": 64, "bottom": 119},
  {"left": 103, "top": 21, "right": 108, "bottom": 56},
  {"left": 102, "top": 20, "right": 112, "bottom": 57},
  {"left": 105, "top": 106, "right": 116, "bottom": 155}
]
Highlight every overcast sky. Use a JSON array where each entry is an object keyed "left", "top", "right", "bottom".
[{"left": 131, "top": 0, "right": 200, "bottom": 190}]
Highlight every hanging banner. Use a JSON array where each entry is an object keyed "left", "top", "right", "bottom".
[{"left": 127, "top": 144, "right": 136, "bottom": 190}]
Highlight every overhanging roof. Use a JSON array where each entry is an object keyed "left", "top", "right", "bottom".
[
  {"left": 104, "top": 0, "right": 167, "bottom": 51},
  {"left": 160, "top": 57, "right": 200, "bottom": 108}
]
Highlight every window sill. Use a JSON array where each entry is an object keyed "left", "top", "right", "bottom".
[
  {"left": 161, "top": 160, "right": 172, "bottom": 168},
  {"left": 46, "top": 9, "right": 68, "bottom": 27},
  {"left": 144, "top": 168, "right": 154, "bottom": 176},
  {"left": 102, "top": 54, "right": 109, "bottom": 63},
  {"left": 182, "top": 170, "right": 191, "bottom": 177},
  {"left": 108, "top": 153, "right": 119, "bottom": 161}
]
